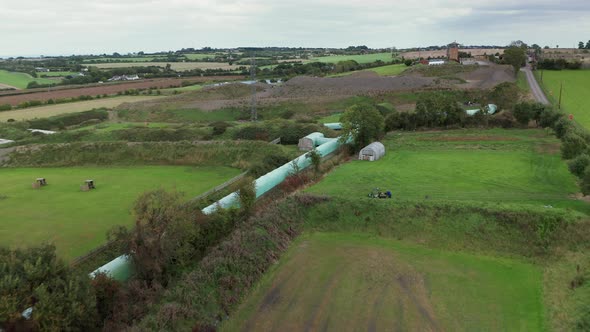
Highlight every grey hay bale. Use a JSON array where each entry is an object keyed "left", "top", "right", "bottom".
[
  {"left": 32, "top": 182, "right": 41, "bottom": 189},
  {"left": 80, "top": 184, "right": 90, "bottom": 192}
]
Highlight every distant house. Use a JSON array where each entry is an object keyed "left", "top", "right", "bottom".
[
  {"left": 419, "top": 59, "right": 429, "bottom": 65},
  {"left": 35, "top": 67, "right": 49, "bottom": 72},
  {"left": 428, "top": 59, "right": 445, "bottom": 66}
]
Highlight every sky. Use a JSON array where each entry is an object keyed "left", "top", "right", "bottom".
[{"left": 1, "top": 0, "right": 589, "bottom": 57}]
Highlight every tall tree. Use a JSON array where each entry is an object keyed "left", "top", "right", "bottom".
[
  {"left": 503, "top": 46, "right": 527, "bottom": 76},
  {"left": 340, "top": 104, "right": 384, "bottom": 150},
  {"left": 579, "top": 41, "right": 585, "bottom": 49},
  {"left": 586, "top": 40, "right": 590, "bottom": 49}
]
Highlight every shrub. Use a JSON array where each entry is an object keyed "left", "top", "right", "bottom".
[
  {"left": 0, "top": 103, "right": 11, "bottom": 111},
  {"left": 249, "top": 153, "right": 290, "bottom": 177},
  {"left": 237, "top": 177, "right": 257, "bottom": 216},
  {"left": 553, "top": 117, "right": 575, "bottom": 139},
  {"left": 561, "top": 132, "right": 588, "bottom": 159},
  {"left": 0, "top": 244, "right": 99, "bottom": 331},
  {"left": 512, "top": 102, "right": 534, "bottom": 126},
  {"left": 211, "top": 121, "right": 230, "bottom": 136},
  {"left": 539, "top": 107, "right": 563, "bottom": 128},
  {"left": 568, "top": 154, "right": 590, "bottom": 178},
  {"left": 582, "top": 168, "right": 590, "bottom": 195},
  {"left": 233, "top": 125, "right": 270, "bottom": 141}
]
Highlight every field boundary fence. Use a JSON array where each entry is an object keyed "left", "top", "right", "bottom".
[{"left": 190, "top": 171, "right": 248, "bottom": 203}]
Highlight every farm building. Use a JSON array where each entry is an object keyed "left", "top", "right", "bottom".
[
  {"left": 359, "top": 142, "right": 385, "bottom": 161},
  {"left": 428, "top": 59, "right": 445, "bottom": 66},
  {"left": 447, "top": 42, "right": 460, "bottom": 62}
]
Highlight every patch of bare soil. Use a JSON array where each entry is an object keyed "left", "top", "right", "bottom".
[
  {"left": 273, "top": 72, "right": 436, "bottom": 98},
  {"left": 458, "top": 64, "right": 515, "bottom": 89},
  {"left": 571, "top": 193, "right": 590, "bottom": 202}
]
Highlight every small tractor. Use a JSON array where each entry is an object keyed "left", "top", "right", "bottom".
[{"left": 368, "top": 188, "right": 392, "bottom": 199}]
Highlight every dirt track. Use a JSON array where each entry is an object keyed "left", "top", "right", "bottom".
[{"left": 0, "top": 76, "right": 242, "bottom": 106}]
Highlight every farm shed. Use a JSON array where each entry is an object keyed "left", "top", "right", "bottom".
[{"left": 359, "top": 142, "right": 385, "bottom": 161}]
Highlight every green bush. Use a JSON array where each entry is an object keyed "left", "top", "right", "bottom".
[
  {"left": 0, "top": 104, "right": 12, "bottom": 111},
  {"left": 561, "top": 132, "right": 588, "bottom": 159},
  {"left": 568, "top": 154, "right": 590, "bottom": 178},
  {"left": 211, "top": 121, "right": 231, "bottom": 136}
]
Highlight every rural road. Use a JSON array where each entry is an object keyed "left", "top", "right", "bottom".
[{"left": 521, "top": 65, "right": 549, "bottom": 105}]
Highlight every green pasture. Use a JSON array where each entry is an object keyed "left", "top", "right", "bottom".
[
  {"left": 82, "top": 56, "right": 166, "bottom": 63},
  {"left": 311, "top": 52, "right": 395, "bottom": 64},
  {"left": 308, "top": 129, "right": 584, "bottom": 212},
  {"left": 0, "top": 166, "right": 241, "bottom": 260},
  {"left": 39, "top": 71, "right": 79, "bottom": 77},
  {"left": 169, "top": 108, "right": 242, "bottom": 122},
  {"left": 0, "top": 70, "right": 57, "bottom": 89},
  {"left": 536, "top": 69, "right": 590, "bottom": 129},
  {"left": 330, "top": 63, "right": 408, "bottom": 77},
  {"left": 317, "top": 112, "right": 342, "bottom": 123},
  {"left": 223, "top": 232, "right": 544, "bottom": 331},
  {"left": 161, "top": 84, "right": 204, "bottom": 94},
  {"left": 184, "top": 53, "right": 220, "bottom": 60},
  {"left": 74, "top": 122, "right": 171, "bottom": 133}
]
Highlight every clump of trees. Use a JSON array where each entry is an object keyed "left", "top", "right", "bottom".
[
  {"left": 339, "top": 104, "right": 384, "bottom": 150},
  {"left": 0, "top": 245, "right": 99, "bottom": 331},
  {"left": 537, "top": 59, "right": 582, "bottom": 70}
]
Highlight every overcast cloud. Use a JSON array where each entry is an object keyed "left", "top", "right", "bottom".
[{"left": 0, "top": 0, "right": 588, "bottom": 56}]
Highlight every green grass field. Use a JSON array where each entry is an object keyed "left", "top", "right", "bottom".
[
  {"left": 0, "top": 70, "right": 57, "bottom": 89},
  {"left": 73, "top": 122, "right": 171, "bottom": 132},
  {"left": 308, "top": 129, "right": 584, "bottom": 212},
  {"left": 169, "top": 108, "right": 241, "bottom": 122},
  {"left": 311, "top": 52, "right": 395, "bottom": 64},
  {"left": 83, "top": 56, "right": 167, "bottom": 63},
  {"left": 38, "top": 71, "right": 79, "bottom": 77},
  {"left": 317, "top": 112, "right": 342, "bottom": 123},
  {"left": 90, "top": 62, "right": 236, "bottom": 71},
  {"left": 0, "top": 166, "right": 240, "bottom": 260},
  {"left": 161, "top": 84, "right": 204, "bottom": 94},
  {"left": 223, "top": 232, "right": 544, "bottom": 331},
  {"left": 330, "top": 63, "right": 408, "bottom": 77},
  {"left": 536, "top": 69, "right": 590, "bottom": 129},
  {"left": 368, "top": 63, "right": 407, "bottom": 76},
  {"left": 0, "top": 96, "right": 162, "bottom": 122}
]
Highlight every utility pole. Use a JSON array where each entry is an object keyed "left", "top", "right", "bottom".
[
  {"left": 250, "top": 55, "right": 257, "bottom": 122},
  {"left": 558, "top": 81, "right": 563, "bottom": 110}
]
